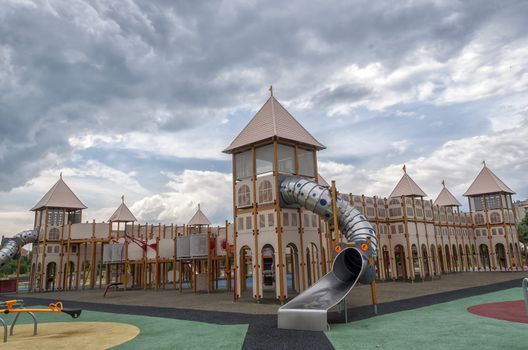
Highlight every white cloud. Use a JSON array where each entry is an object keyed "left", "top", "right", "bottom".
[
  {"left": 319, "top": 124, "right": 528, "bottom": 203},
  {"left": 131, "top": 169, "right": 232, "bottom": 225}
]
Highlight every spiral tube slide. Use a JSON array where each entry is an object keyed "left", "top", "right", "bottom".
[
  {"left": 278, "top": 176, "right": 377, "bottom": 331},
  {"left": 0, "top": 229, "right": 38, "bottom": 269}
]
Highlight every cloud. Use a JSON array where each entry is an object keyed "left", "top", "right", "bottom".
[
  {"left": 319, "top": 121, "right": 528, "bottom": 204},
  {"left": 131, "top": 169, "right": 231, "bottom": 225}
]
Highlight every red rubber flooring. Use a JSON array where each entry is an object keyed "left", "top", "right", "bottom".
[{"left": 468, "top": 300, "right": 528, "bottom": 323}]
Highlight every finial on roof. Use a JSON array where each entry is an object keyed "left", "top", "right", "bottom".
[
  {"left": 198, "top": 203, "right": 200, "bottom": 210},
  {"left": 121, "top": 195, "right": 125, "bottom": 203},
  {"left": 482, "top": 160, "right": 486, "bottom": 167},
  {"left": 442, "top": 179, "right": 445, "bottom": 187},
  {"left": 269, "top": 85, "right": 273, "bottom": 97},
  {"left": 402, "top": 164, "right": 407, "bottom": 174},
  {"left": 60, "top": 172, "right": 62, "bottom": 179}
]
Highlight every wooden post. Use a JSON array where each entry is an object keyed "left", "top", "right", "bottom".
[
  {"left": 251, "top": 146, "right": 261, "bottom": 301},
  {"left": 231, "top": 153, "right": 239, "bottom": 301},
  {"left": 39, "top": 208, "right": 49, "bottom": 291},
  {"left": 273, "top": 140, "right": 285, "bottom": 302},
  {"left": 90, "top": 220, "right": 96, "bottom": 288},
  {"left": 402, "top": 196, "right": 414, "bottom": 281},
  {"left": 65, "top": 223, "right": 72, "bottom": 290}
]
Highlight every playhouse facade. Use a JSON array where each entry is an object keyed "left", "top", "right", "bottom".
[{"left": 23, "top": 92, "right": 524, "bottom": 302}]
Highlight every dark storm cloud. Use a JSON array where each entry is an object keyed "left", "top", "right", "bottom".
[{"left": 1, "top": 0, "right": 527, "bottom": 191}]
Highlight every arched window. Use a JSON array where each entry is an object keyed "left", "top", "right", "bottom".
[
  {"left": 258, "top": 181, "right": 273, "bottom": 204},
  {"left": 490, "top": 212, "right": 501, "bottom": 224},
  {"left": 237, "top": 185, "right": 251, "bottom": 207},
  {"left": 48, "top": 228, "right": 60, "bottom": 240},
  {"left": 474, "top": 213, "right": 485, "bottom": 225}
]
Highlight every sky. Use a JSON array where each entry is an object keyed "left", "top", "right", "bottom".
[{"left": 1, "top": 0, "right": 527, "bottom": 236}]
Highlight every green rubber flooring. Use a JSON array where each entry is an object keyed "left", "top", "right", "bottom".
[{"left": 326, "top": 287, "right": 527, "bottom": 350}]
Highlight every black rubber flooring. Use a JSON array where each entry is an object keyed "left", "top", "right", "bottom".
[{"left": 5, "top": 277, "right": 523, "bottom": 350}]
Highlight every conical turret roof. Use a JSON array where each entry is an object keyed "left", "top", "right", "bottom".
[
  {"left": 109, "top": 196, "right": 137, "bottom": 222},
  {"left": 223, "top": 92, "right": 325, "bottom": 153},
  {"left": 463, "top": 164, "right": 515, "bottom": 196},
  {"left": 434, "top": 182, "right": 462, "bottom": 207},
  {"left": 187, "top": 204, "right": 212, "bottom": 226},
  {"left": 31, "top": 175, "right": 87, "bottom": 211},
  {"left": 389, "top": 166, "right": 427, "bottom": 198}
]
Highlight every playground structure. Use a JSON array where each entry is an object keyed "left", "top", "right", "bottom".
[
  {"left": 0, "top": 299, "right": 81, "bottom": 343},
  {"left": 0, "top": 90, "right": 523, "bottom": 324}
]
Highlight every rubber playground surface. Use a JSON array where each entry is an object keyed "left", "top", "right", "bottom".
[{"left": 3, "top": 277, "right": 527, "bottom": 349}]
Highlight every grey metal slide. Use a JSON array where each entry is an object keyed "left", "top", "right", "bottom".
[{"left": 278, "top": 176, "right": 378, "bottom": 331}]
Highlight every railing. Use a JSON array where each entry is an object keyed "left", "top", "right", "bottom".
[{"left": 523, "top": 278, "right": 528, "bottom": 316}]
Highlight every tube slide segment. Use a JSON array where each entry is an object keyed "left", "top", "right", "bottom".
[
  {"left": 278, "top": 176, "right": 377, "bottom": 331},
  {"left": 0, "top": 229, "right": 38, "bottom": 269}
]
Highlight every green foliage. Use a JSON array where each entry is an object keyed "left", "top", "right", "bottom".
[
  {"left": 0, "top": 255, "right": 31, "bottom": 279},
  {"left": 517, "top": 214, "right": 528, "bottom": 243}
]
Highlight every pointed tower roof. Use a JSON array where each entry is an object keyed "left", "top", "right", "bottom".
[
  {"left": 223, "top": 90, "right": 325, "bottom": 153},
  {"left": 31, "top": 174, "right": 87, "bottom": 211},
  {"left": 109, "top": 196, "right": 137, "bottom": 222},
  {"left": 318, "top": 175, "right": 330, "bottom": 188},
  {"left": 187, "top": 204, "right": 212, "bottom": 226},
  {"left": 434, "top": 181, "right": 462, "bottom": 207},
  {"left": 389, "top": 165, "right": 427, "bottom": 198},
  {"left": 463, "top": 163, "right": 515, "bottom": 196}
]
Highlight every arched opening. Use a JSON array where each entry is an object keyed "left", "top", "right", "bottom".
[
  {"left": 458, "top": 244, "right": 464, "bottom": 271},
  {"left": 286, "top": 243, "right": 299, "bottom": 294},
  {"left": 411, "top": 244, "right": 420, "bottom": 278},
  {"left": 382, "top": 245, "right": 391, "bottom": 280},
  {"left": 237, "top": 185, "right": 251, "bottom": 207},
  {"left": 430, "top": 245, "right": 437, "bottom": 276},
  {"left": 471, "top": 244, "right": 477, "bottom": 269},
  {"left": 437, "top": 246, "right": 445, "bottom": 274},
  {"left": 261, "top": 244, "right": 275, "bottom": 291},
  {"left": 421, "top": 244, "right": 430, "bottom": 278},
  {"left": 452, "top": 244, "right": 458, "bottom": 272},
  {"left": 310, "top": 243, "right": 320, "bottom": 281},
  {"left": 306, "top": 248, "right": 312, "bottom": 286},
  {"left": 509, "top": 243, "right": 515, "bottom": 268},
  {"left": 46, "top": 262, "right": 57, "bottom": 291},
  {"left": 239, "top": 246, "right": 252, "bottom": 292},
  {"left": 479, "top": 244, "right": 490, "bottom": 270},
  {"left": 444, "top": 245, "right": 451, "bottom": 272},
  {"left": 465, "top": 245, "right": 471, "bottom": 270},
  {"left": 394, "top": 245, "right": 406, "bottom": 280},
  {"left": 495, "top": 243, "right": 506, "bottom": 270},
  {"left": 514, "top": 243, "right": 520, "bottom": 268}
]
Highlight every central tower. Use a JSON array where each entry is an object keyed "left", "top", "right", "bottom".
[{"left": 223, "top": 89, "right": 327, "bottom": 302}]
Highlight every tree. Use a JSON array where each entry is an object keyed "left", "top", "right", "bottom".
[{"left": 517, "top": 214, "right": 528, "bottom": 243}]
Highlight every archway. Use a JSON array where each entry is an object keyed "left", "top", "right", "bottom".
[
  {"left": 310, "top": 243, "right": 320, "bottom": 281},
  {"left": 382, "top": 245, "right": 391, "bottom": 280},
  {"left": 437, "top": 246, "right": 445, "bottom": 274},
  {"left": 239, "top": 246, "right": 252, "bottom": 292},
  {"left": 421, "top": 244, "right": 430, "bottom": 278},
  {"left": 306, "top": 248, "right": 312, "bottom": 286},
  {"left": 509, "top": 243, "right": 515, "bottom": 268},
  {"left": 411, "top": 244, "right": 420, "bottom": 279},
  {"left": 458, "top": 244, "right": 464, "bottom": 271},
  {"left": 495, "top": 243, "right": 506, "bottom": 270},
  {"left": 465, "top": 245, "right": 471, "bottom": 270},
  {"left": 261, "top": 244, "right": 275, "bottom": 291},
  {"left": 479, "top": 244, "right": 490, "bottom": 270},
  {"left": 452, "top": 244, "right": 458, "bottom": 272},
  {"left": 394, "top": 245, "right": 406, "bottom": 279},
  {"left": 286, "top": 243, "right": 300, "bottom": 293},
  {"left": 46, "top": 262, "right": 57, "bottom": 291},
  {"left": 430, "top": 244, "right": 437, "bottom": 276},
  {"left": 471, "top": 244, "right": 477, "bottom": 270},
  {"left": 444, "top": 245, "right": 451, "bottom": 272}
]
